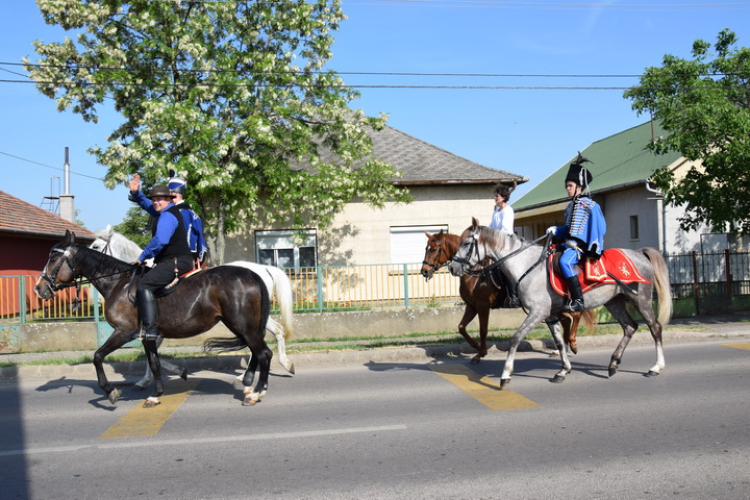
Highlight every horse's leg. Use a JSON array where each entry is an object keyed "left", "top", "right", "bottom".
[
  {"left": 563, "top": 312, "right": 581, "bottom": 354},
  {"left": 603, "top": 297, "right": 638, "bottom": 377},
  {"left": 92, "top": 330, "right": 130, "bottom": 404},
  {"left": 136, "top": 336, "right": 187, "bottom": 390},
  {"left": 457, "top": 305, "right": 482, "bottom": 363},
  {"left": 547, "top": 320, "right": 572, "bottom": 383},
  {"left": 475, "top": 304, "right": 490, "bottom": 364},
  {"left": 243, "top": 345, "right": 273, "bottom": 406},
  {"left": 635, "top": 290, "right": 666, "bottom": 377},
  {"left": 240, "top": 352, "right": 259, "bottom": 386},
  {"left": 237, "top": 318, "right": 293, "bottom": 380},
  {"left": 500, "top": 311, "right": 548, "bottom": 388},
  {"left": 142, "top": 339, "right": 165, "bottom": 407}
]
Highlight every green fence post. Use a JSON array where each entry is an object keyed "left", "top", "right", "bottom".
[
  {"left": 19, "top": 276, "right": 26, "bottom": 324},
  {"left": 403, "top": 263, "right": 410, "bottom": 309},
  {"left": 316, "top": 266, "right": 324, "bottom": 313}
]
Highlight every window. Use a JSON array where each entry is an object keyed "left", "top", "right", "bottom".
[
  {"left": 629, "top": 215, "right": 639, "bottom": 240},
  {"left": 390, "top": 225, "right": 449, "bottom": 264},
  {"left": 256, "top": 230, "right": 317, "bottom": 270}
]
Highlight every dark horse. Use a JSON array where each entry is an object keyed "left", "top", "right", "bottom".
[
  {"left": 34, "top": 231, "right": 272, "bottom": 407},
  {"left": 420, "top": 230, "right": 594, "bottom": 364}
]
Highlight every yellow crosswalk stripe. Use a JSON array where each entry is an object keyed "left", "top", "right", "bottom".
[
  {"left": 429, "top": 363, "right": 540, "bottom": 411},
  {"left": 99, "top": 379, "right": 201, "bottom": 439},
  {"left": 723, "top": 342, "right": 750, "bottom": 351}
]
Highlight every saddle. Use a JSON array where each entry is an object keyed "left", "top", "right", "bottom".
[
  {"left": 154, "top": 267, "right": 204, "bottom": 298},
  {"left": 547, "top": 248, "right": 650, "bottom": 298}
]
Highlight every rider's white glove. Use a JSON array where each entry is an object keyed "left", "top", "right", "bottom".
[{"left": 546, "top": 226, "right": 556, "bottom": 235}]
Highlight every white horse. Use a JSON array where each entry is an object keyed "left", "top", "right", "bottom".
[{"left": 90, "top": 226, "right": 295, "bottom": 389}]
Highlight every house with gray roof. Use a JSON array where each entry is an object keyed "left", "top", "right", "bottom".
[
  {"left": 512, "top": 120, "right": 725, "bottom": 255},
  {"left": 224, "top": 124, "right": 528, "bottom": 267}
]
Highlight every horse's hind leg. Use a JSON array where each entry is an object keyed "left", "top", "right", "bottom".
[
  {"left": 603, "top": 297, "right": 638, "bottom": 377},
  {"left": 243, "top": 345, "right": 273, "bottom": 406},
  {"left": 637, "top": 290, "right": 665, "bottom": 377}
]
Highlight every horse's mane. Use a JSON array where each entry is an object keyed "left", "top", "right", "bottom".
[
  {"left": 78, "top": 244, "right": 136, "bottom": 273},
  {"left": 480, "top": 227, "right": 529, "bottom": 251}
]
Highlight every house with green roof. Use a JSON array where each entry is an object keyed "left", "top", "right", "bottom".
[{"left": 512, "top": 120, "right": 712, "bottom": 254}]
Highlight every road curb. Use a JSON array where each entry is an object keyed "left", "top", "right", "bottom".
[{"left": 3, "top": 326, "right": 748, "bottom": 381}]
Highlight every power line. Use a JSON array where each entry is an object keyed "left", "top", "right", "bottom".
[{"left": 0, "top": 151, "right": 104, "bottom": 181}]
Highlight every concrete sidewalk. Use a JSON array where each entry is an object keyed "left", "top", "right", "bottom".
[{"left": 1, "top": 312, "right": 749, "bottom": 381}]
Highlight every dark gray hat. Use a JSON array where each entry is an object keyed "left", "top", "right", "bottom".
[{"left": 149, "top": 185, "right": 175, "bottom": 199}]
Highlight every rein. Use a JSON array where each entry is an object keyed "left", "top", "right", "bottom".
[
  {"left": 465, "top": 233, "right": 551, "bottom": 282},
  {"left": 40, "top": 245, "right": 139, "bottom": 309}
]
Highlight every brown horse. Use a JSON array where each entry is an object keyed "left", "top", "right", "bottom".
[
  {"left": 420, "top": 230, "right": 592, "bottom": 363},
  {"left": 34, "top": 230, "right": 272, "bottom": 407}
]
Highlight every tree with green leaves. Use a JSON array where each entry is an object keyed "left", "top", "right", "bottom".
[
  {"left": 114, "top": 205, "right": 151, "bottom": 248},
  {"left": 624, "top": 29, "right": 750, "bottom": 234},
  {"left": 25, "top": 0, "right": 411, "bottom": 263}
]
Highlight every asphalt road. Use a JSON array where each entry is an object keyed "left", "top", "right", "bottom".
[{"left": 1, "top": 335, "right": 749, "bottom": 500}]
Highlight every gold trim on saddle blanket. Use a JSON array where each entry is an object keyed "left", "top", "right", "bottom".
[{"left": 548, "top": 248, "right": 650, "bottom": 297}]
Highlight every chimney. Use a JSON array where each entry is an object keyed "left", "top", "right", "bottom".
[{"left": 59, "top": 147, "right": 76, "bottom": 223}]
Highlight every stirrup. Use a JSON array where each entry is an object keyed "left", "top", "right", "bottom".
[
  {"left": 504, "top": 296, "right": 521, "bottom": 308},
  {"left": 563, "top": 299, "right": 584, "bottom": 312}
]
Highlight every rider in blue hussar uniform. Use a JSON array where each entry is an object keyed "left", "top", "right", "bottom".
[{"left": 546, "top": 154, "right": 606, "bottom": 312}]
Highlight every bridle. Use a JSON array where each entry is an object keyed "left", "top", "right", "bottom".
[
  {"left": 454, "top": 227, "right": 553, "bottom": 283},
  {"left": 39, "top": 246, "right": 80, "bottom": 295},
  {"left": 422, "top": 236, "right": 452, "bottom": 272}
]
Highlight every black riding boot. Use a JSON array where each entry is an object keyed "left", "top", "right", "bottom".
[
  {"left": 136, "top": 289, "right": 159, "bottom": 341},
  {"left": 563, "top": 276, "right": 584, "bottom": 312},
  {"left": 503, "top": 275, "right": 521, "bottom": 308}
]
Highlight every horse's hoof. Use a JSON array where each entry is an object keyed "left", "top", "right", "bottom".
[
  {"left": 180, "top": 368, "right": 188, "bottom": 381},
  {"left": 499, "top": 378, "right": 510, "bottom": 389},
  {"left": 570, "top": 346, "right": 578, "bottom": 355},
  {"left": 551, "top": 375, "right": 566, "bottom": 383},
  {"left": 108, "top": 388, "right": 121, "bottom": 404},
  {"left": 469, "top": 357, "right": 481, "bottom": 365},
  {"left": 143, "top": 397, "right": 161, "bottom": 408},
  {"left": 287, "top": 363, "right": 296, "bottom": 375},
  {"left": 242, "top": 396, "right": 261, "bottom": 406},
  {"left": 645, "top": 370, "right": 660, "bottom": 378},
  {"left": 608, "top": 367, "right": 618, "bottom": 377}
]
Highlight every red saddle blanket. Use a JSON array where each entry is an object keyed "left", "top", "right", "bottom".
[{"left": 548, "top": 248, "right": 650, "bottom": 297}]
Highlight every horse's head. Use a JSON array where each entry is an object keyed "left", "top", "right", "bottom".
[
  {"left": 35, "top": 230, "right": 81, "bottom": 300},
  {"left": 420, "top": 230, "right": 451, "bottom": 280},
  {"left": 448, "top": 218, "right": 485, "bottom": 277}
]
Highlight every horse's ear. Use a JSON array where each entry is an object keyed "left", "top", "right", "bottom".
[
  {"left": 62, "top": 230, "right": 75, "bottom": 245},
  {"left": 471, "top": 217, "right": 479, "bottom": 229},
  {"left": 424, "top": 231, "right": 433, "bottom": 239},
  {"left": 105, "top": 224, "right": 113, "bottom": 236},
  {"left": 437, "top": 229, "right": 444, "bottom": 236}
]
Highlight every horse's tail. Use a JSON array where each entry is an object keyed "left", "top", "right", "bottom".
[
  {"left": 579, "top": 308, "right": 598, "bottom": 334},
  {"left": 265, "top": 266, "right": 294, "bottom": 341},
  {"left": 641, "top": 247, "right": 673, "bottom": 326}
]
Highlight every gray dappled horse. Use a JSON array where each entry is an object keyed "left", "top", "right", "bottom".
[
  {"left": 448, "top": 218, "right": 672, "bottom": 388},
  {"left": 90, "top": 226, "right": 295, "bottom": 389}
]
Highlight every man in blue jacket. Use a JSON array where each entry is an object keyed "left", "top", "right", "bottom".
[
  {"left": 546, "top": 154, "right": 606, "bottom": 312},
  {"left": 130, "top": 184, "right": 193, "bottom": 341},
  {"left": 130, "top": 172, "right": 208, "bottom": 268}
]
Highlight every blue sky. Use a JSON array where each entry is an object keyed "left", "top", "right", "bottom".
[{"left": 2, "top": 1, "right": 749, "bottom": 232}]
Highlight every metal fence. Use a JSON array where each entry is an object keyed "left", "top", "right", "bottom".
[
  {"left": 0, "top": 263, "right": 461, "bottom": 323},
  {"left": 2, "top": 250, "right": 749, "bottom": 323}
]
